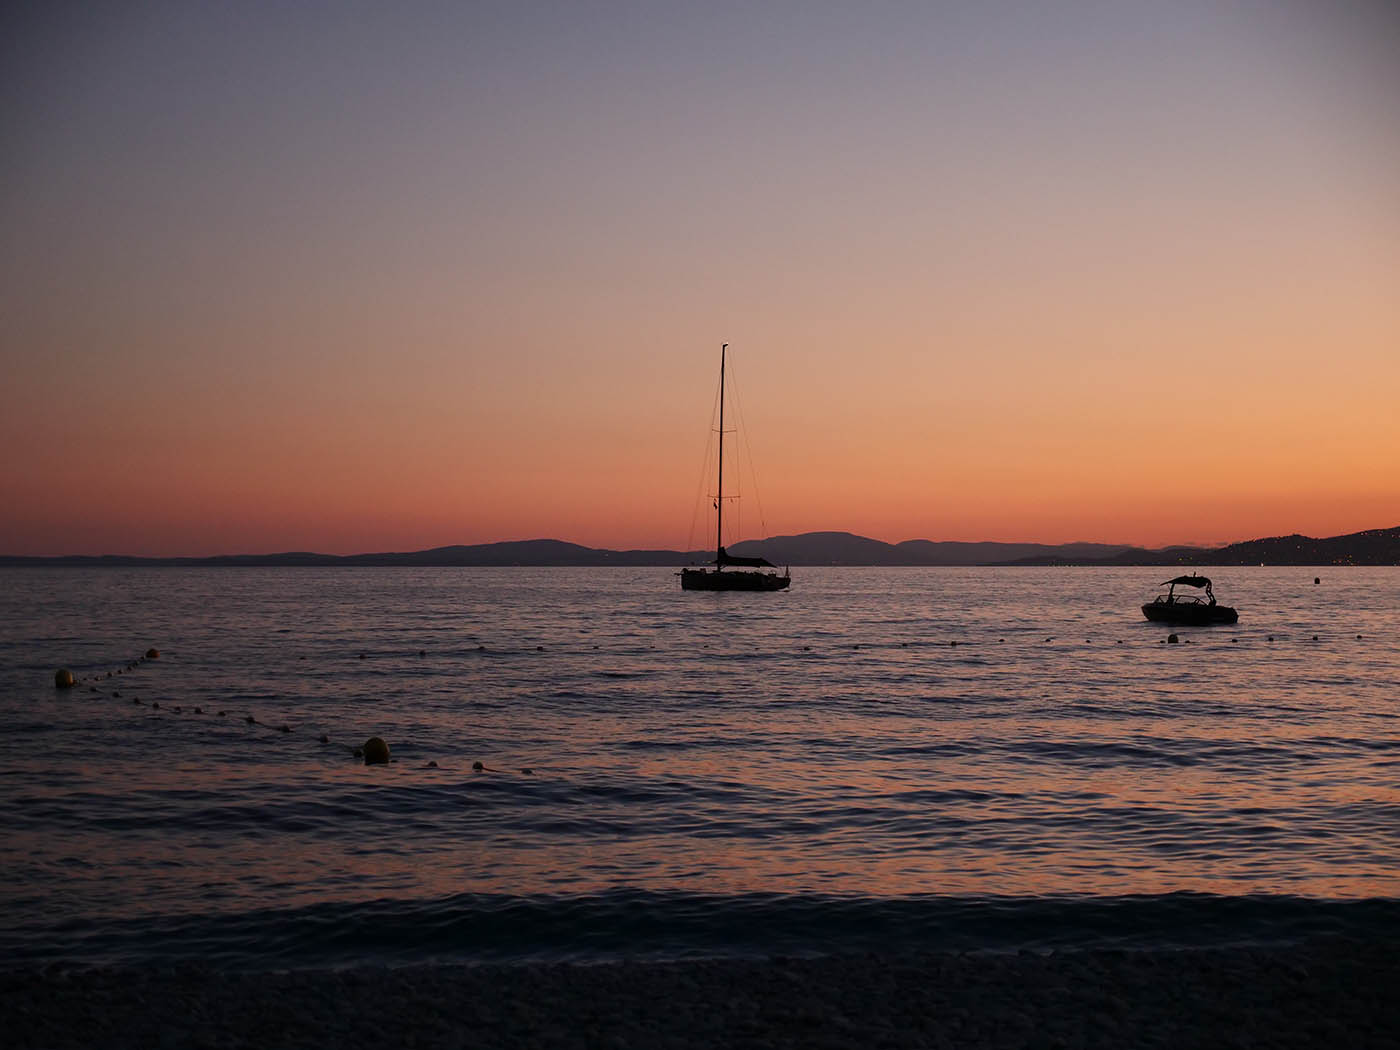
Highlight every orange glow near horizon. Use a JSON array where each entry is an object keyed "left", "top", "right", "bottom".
[{"left": 3, "top": 3, "right": 1398, "bottom": 557}]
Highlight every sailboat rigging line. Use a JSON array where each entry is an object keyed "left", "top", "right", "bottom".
[
  {"left": 716, "top": 343, "right": 725, "bottom": 562},
  {"left": 713, "top": 348, "right": 744, "bottom": 554},
  {"left": 684, "top": 365, "right": 724, "bottom": 558},
  {"left": 728, "top": 353, "right": 771, "bottom": 544}
]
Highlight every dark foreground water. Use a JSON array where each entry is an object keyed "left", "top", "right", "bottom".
[{"left": 2, "top": 567, "right": 1397, "bottom": 968}]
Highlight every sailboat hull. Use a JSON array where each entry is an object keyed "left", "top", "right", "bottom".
[{"left": 680, "top": 568, "right": 790, "bottom": 592}]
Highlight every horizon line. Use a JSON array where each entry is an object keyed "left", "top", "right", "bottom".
[{"left": 4, "top": 524, "right": 1394, "bottom": 562}]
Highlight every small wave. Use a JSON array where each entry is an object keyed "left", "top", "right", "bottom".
[{"left": 4, "top": 891, "right": 1398, "bottom": 971}]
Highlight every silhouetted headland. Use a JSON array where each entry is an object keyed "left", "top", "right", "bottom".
[
  {"left": 3, "top": 526, "right": 1396, "bottom": 567},
  {"left": 1000, "top": 526, "right": 1400, "bottom": 567}
]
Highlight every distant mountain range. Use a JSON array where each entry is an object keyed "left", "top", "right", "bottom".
[
  {"left": 1000, "top": 526, "right": 1400, "bottom": 567},
  {"left": 3, "top": 526, "right": 1398, "bottom": 567}
]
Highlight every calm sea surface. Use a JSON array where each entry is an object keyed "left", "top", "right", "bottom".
[{"left": 2, "top": 567, "right": 1397, "bottom": 968}]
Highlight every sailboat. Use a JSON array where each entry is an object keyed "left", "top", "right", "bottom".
[{"left": 680, "top": 344, "right": 792, "bottom": 592}]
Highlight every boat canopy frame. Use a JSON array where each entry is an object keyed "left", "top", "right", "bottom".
[{"left": 1158, "top": 574, "right": 1215, "bottom": 603}]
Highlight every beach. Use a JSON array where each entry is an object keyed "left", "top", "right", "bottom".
[{"left": 9, "top": 939, "right": 1397, "bottom": 1050}]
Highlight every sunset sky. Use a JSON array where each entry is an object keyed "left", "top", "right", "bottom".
[{"left": 3, "top": 1, "right": 1397, "bottom": 556}]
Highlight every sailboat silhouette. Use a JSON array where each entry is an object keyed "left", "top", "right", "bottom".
[{"left": 679, "top": 344, "right": 791, "bottom": 592}]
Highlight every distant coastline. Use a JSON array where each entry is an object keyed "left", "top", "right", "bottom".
[{"left": 3, "top": 526, "right": 1397, "bottom": 567}]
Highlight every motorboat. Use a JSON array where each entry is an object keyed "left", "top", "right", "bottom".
[{"left": 1142, "top": 574, "right": 1238, "bottom": 624}]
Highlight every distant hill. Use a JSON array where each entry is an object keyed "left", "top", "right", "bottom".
[
  {"left": 1000, "top": 545, "right": 1209, "bottom": 567},
  {"left": 336, "top": 540, "right": 697, "bottom": 567},
  {"left": 1000, "top": 526, "right": 1400, "bottom": 567},
  {"left": 1206, "top": 527, "right": 1400, "bottom": 566},
  {"left": 0, "top": 539, "right": 710, "bottom": 568},
  {"left": 727, "top": 532, "right": 1138, "bottom": 566},
  {"left": 3, "top": 526, "right": 1397, "bottom": 567}
]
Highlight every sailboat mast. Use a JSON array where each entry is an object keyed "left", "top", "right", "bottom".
[{"left": 716, "top": 342, "right": 726, "bottom": 567}]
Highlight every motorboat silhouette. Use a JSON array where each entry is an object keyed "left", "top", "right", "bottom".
[{"left": 1142, "top": 574, "right": 1238, "bottom": 624}]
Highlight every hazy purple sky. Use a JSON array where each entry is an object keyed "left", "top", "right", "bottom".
[{"left": 4, "top": 1, "right": 1398, "bottom": 554}]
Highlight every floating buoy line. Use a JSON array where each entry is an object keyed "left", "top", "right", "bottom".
[
  {"left": 51, "top": 627, "right": 1380, "bottom": 769},
  {"left": 48, "top": 647, "right": 536, "bottom": 774}
]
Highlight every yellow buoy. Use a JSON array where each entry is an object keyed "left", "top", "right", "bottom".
[
  {"left": 54, "top": 669, "right": 76, "bottom": 689},
  {"left": 363, "top": 737, "right": 390, "bottom": 765}
]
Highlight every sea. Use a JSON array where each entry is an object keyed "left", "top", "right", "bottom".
[{"left": 2, "top": 566, "right": 1397, "bottom": 970}]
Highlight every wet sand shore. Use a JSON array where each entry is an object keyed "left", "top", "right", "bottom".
[{"left": 8, "top": 939, "right": 1398, "bottom": 1050}]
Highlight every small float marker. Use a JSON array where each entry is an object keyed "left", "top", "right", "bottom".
[{"left": 362, "top": 737, "right": 390, "bottom": 765}]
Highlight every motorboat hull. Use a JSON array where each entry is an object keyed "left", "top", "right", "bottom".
[
  {"left": 1142, "top": 602, "right": 1238, "bottom": 625},
  {"left": 681, "top": 568, "right": 790, "bottom": 592}
]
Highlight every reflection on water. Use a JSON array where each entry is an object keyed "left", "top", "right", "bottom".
[{"left": 1, "top": 566, "right": 1398, "bottom": 964}]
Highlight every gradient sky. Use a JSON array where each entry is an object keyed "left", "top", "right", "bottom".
[{"left": 3, "top": 0, "right": 1397, "bottom": 556}]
